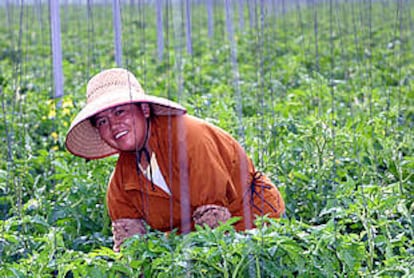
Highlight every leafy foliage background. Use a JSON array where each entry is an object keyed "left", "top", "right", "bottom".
[{"left": 0, "top": 1, "right": 413, "bottom": 277}]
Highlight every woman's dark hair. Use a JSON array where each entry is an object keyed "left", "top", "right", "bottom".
[
  {"left": 89, "top": 103, "right": 150, "bottom": 127},
  {"left": 89, "top": 115, "right": 98, "bottom": 127}
]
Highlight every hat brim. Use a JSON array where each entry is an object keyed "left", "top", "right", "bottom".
[{"left": 65, "top": 90, "right": 186, "bottom": 160}]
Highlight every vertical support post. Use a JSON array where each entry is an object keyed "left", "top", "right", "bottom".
[
  {"left": 207, "top": 0, "right": 214, "bottom": 38},
  {"left": 113, "top": 0, "right": 123, "bottom": 67},
  {"left": 49, "top": 0, "right": 64, "bottom": 101},
  {"left": 185, "top": 0, "right": 192, "bottom": 55},
  {"left": 225, "top": 0, "right": 244, "bottom": 143},
  {"left": 238, "top": 0, "right": 245, "bottom": 31},
  {"left": 156, "top": 0, "right": 164, "bottom": 61}
]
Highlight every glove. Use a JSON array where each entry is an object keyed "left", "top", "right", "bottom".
[
  {"left": 112, "top": 218, "right": 146, "bottom": 252},
  {"left": 192, "top": 204, "right": 231, "bottom": 229}
]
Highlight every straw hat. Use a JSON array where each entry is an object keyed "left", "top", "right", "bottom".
[{"left": 65, "top": 68, "right": 186, "bottom": 160}]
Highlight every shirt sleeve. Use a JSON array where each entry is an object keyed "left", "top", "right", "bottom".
[
  {"left": 185, "top": 121, "right": 239, "bottom": 209},
  {"left": 106, "top": 158, "right": 143, "bottom": 221}
]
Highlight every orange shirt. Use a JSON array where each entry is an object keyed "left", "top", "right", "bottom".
[{"left": 107, "top": 115, "right": 285, "bottom": 232}]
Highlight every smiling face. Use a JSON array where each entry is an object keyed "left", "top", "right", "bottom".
[{"left": 92, "top": 103, "right": 150, "bottom": 152}]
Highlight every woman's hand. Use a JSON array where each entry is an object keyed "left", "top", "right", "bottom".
[
  {"left": 112, "top": 218, "right": 147, "bottom": 252},
  {"left": 192, "top": 204, "right": 231, "bottom": 228}
]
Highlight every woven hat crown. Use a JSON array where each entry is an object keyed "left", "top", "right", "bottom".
[{"left": 86, "top": 68, "right": 144, "bottom": 103}]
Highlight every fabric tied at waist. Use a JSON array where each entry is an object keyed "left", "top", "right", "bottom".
[{"left": 247, "top": 171, "right": 279, "bottom": 214}]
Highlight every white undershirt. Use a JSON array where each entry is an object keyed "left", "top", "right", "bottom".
[{"left": 138, "top": 153, "right": 171, "bottom": 195}]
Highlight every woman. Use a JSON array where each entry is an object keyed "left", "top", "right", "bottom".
[{"left": 65, "top": 68, "right": 285, "bottom": 252}]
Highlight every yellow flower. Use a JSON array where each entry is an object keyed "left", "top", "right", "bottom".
[
  {"left": 48, "top": 109, "right": 56, "bottom": 119},
  {"left": 62, "top": 107, "right": 71, "bottom": 116},
  {"left": 62, "top": 98, "right": 73, "bottom": 108},
  {"left": 51, "top": 132, "right": 58, "bottom": 142}
]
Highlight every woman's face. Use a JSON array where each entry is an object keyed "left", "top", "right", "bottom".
[{"left": 93, "top": 104, "right": 149, "bottom": 151}]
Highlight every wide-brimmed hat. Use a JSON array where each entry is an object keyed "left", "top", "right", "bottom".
[{"left": 65, "top": 68, "right": 186, "bottom": 160}]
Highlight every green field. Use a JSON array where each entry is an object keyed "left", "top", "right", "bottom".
[{"left": 0, "top": 1, "right": 413, "bottom": 277}]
